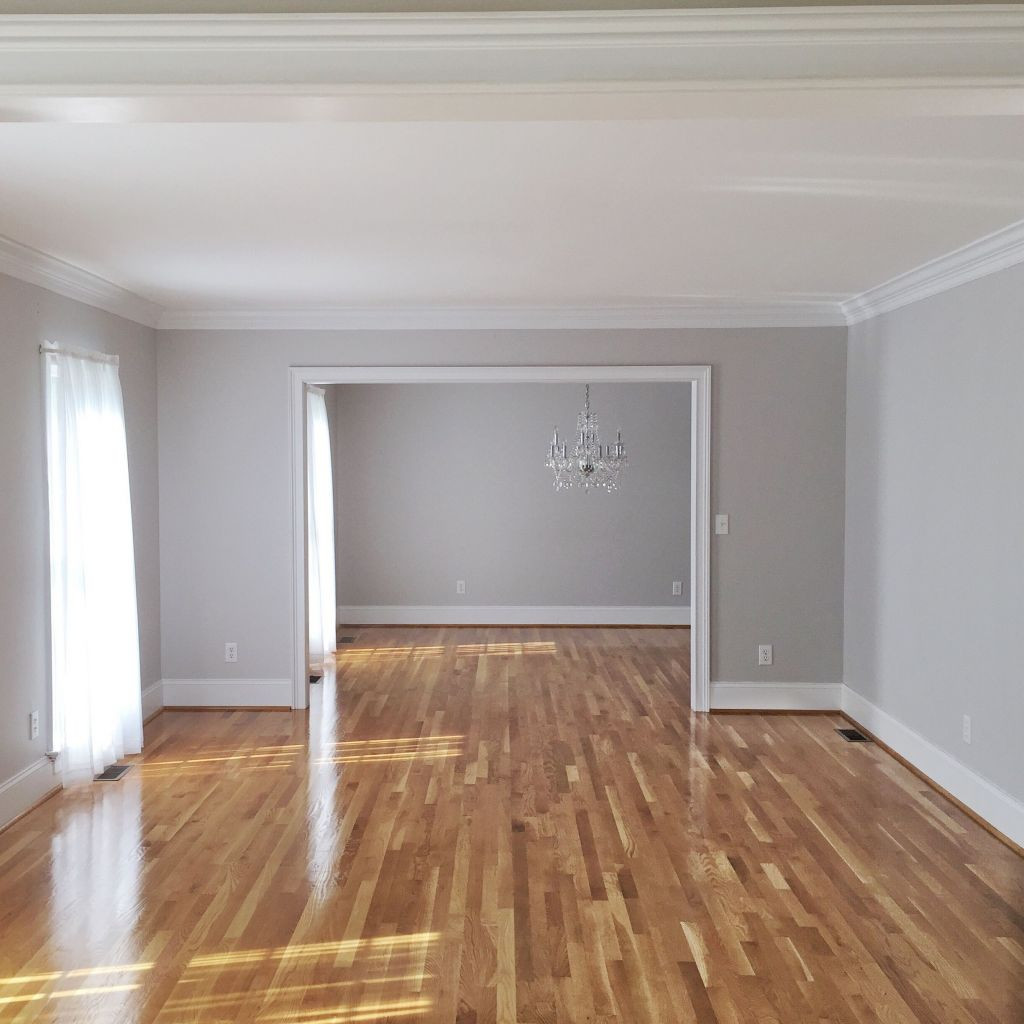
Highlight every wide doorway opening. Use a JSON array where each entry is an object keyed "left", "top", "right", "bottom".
[{"left": 291, "top": 366, "right": 710, "bottom": 712}]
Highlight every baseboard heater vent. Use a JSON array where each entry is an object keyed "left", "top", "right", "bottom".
[
  {"left": 836, "top": 728, "right": 871, "bottom": 743},
  {"left": 95, "top": 764, "right": 131, "bottom": 782}
]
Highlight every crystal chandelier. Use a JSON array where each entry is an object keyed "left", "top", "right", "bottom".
[{"left": 546, "top": 384, "right": 627, "bottom": 491}]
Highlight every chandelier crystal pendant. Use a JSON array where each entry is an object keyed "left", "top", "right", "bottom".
[{"left": 545, "top": 384, "right": 627, "bottom": 491}]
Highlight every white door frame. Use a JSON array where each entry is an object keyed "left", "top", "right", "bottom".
[{"left": 289, "top": 364, "right": 711, "bottom": 712}]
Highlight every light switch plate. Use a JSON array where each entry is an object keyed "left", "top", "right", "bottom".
[{"left": 715, "top": 514, "right": 730, "bottom": 535}]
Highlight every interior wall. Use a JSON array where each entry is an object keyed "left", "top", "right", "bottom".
[
  {"left": 845, "top": 263, "right": 1024, "bottom": 803},
  {"left": 330, "top": 382, "right": 691, "bottom": 611},
  {"left": 0, "top": 272, "right": 161, "bottom": 791},
  {"left": 156, "top": 326, "right": 847, "bottom": 688}
]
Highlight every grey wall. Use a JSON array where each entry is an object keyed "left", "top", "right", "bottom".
[
  {"left": 157, "top": 327, "right": 847, "bottom": 685},
  {"left": 845, "top": 264, "right": 1024, "bottom": 800},
  {"left": 0, "top": 273, "right": 160, "bottom": 785},
  {"left": 330, "top": 382, "right": 691, "bottom": 608}
]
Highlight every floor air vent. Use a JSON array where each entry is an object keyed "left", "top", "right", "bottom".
[
  {"left": 95, "top": 764, "right": 131, "bottom": 782},
  {"left": 338, "top": 636, "right": 357, "bottom": 644},
  {"left": 837, "top": 728, "right": 871, "bottom": 743}
]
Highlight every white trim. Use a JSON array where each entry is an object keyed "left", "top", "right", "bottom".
[
  {"left": 292, "top": 364, "right": 711, "bottom": 713},
  {"left": 5, "top": 9, "right": 1023, "bottom": 49},
  {"left": 710, "top": 681, "right": 842, "bottom": 711},
  {"left": 141, "top": 681, "right": 163, "bottom": 720},
  {"left": 337, "top": 605, "right": 690, "bottom": 627},
  {"left": 0, "top": 757, "right": 60, "bottom": 832},
  {"left": 161, "top": 678, "right": 293, "bottom": 709},
  {"left": 842, "top": 686, "right": 1024, "bottom": 849},
  {"left": 0, "top": 234, "right": 160, "bottom": 328},
  {"left": 4, "top": 84, "right": 1022, "bottom": 127},
  {"left": 159, "top": 301, "right": 844, "bottom": 331},
  {"left": 842, "top": 218, "right": 1024, "bottom": 324},
  {"left": 293, "top": 364, "right": 710, "bottom": 385},
  {"left": 1, "top": 9, "right": 1022, "bottom": 98}
]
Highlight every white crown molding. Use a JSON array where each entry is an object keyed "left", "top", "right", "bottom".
[
  {"left": 6, "top": 214, "right": 1024, "bottom": 334},
  {"left": 158, "top": 301, "right": 846, "bottom": 331},
  {"left": 843, "top": 218, "right": 1024, "bottom": 324},
  {"left": 0, "top": 235, "right": 160, "bottom": 328}
]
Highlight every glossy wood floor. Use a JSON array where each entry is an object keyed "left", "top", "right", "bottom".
[{"left": 1, "top": 627, "right": 1021, "bottom": 1024}]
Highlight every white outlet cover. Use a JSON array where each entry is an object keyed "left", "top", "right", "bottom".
[
  {"left": 456, "top": 580, "right": 466, "bottom": 595},
  {"left": 758, "top": 644, "right": 773, "bottom": 666},
  {"left": 672, "top": 581, "right": 682, "bottom": 596}
]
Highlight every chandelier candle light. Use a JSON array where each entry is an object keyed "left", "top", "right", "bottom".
[{"left": 546, "top": 384, "right": 627, "bottom": 491}]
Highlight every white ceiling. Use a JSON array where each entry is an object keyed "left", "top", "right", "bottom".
[
  {"left": 1, "top": 7, "right": 1023, "bottom": 325},
  {"left": 1, "top": 117, "right": 1023, "bottom": 314}
]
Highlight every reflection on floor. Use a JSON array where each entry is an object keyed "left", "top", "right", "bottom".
[{"left": 0, "top": 626, "right": 1021, "bottom": 1023}]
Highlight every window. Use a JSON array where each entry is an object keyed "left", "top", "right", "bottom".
[{"left": 44, "top": 343, "right": 143, "bottom": 780}]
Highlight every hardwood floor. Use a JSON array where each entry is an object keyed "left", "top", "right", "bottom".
[{"left": 1, "top": 627, "right": 1021, "bottom": 1024}]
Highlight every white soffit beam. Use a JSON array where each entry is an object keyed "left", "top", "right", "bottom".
[{"left": 0, "top": 8, "right": 1023, "bottom": 123}]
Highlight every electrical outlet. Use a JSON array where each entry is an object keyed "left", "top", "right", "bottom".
[
  {"left": 715, "top": 514, "right": 730, "bottom": 535},
  {"left": 224, "top": 642, "right": 238, "bottom": 663},
  {"left": 672, "top": 581, "right": 682, "bottom": 596},
  {"left": 456, "top": 580, "right": 466, "bottom": 595},
  {"left": 758, "top": 644, "right": 773, "bottom": 666},
  {"left": 29, "top": 710, "right": 39, "bottom": 741},
  {"left": 962, "top": 714, "right": 972, "bottom": 745}
]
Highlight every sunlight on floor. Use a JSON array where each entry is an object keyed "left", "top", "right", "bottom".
[
  {"left": 335, "top": 640, "right": 558, "bottom": 661},
  {"left": 0, "top": 983, "right": 141, "bottom": 1006},
  {"left": 140, "top": 736, "right": 467, "bottom": 774},
  {"left": 156, "top": 934, "right": 439, "bottom": 1021},
  {"left": 0, "top": 961, "right": 153, "bottom": 1008},
  {"left": 190, "top": 932, "right": 437, "bottom": 968},
  {"left": 0, "top": 963, "right": 153, "bottom": 985}
]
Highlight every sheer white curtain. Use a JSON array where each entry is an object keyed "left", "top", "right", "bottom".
[
  {"left": 44, "top": 344, "right": 143, "bottom": 781},
  {"left": 307, "top": 387, "right": 337, "bottom": 671}
]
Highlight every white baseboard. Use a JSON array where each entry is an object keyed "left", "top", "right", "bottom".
[
  {"left": 842, "top": 686, "right": 1024, "bottom": 850},
  {"left": 141, "top": 681, "right": 164, "bottom": 720},
  {"left": 0, "top": 756, "right": 60, "bottom": 832},
  {"left": 161, "top": 678, "right": 293, "bottom": 709},
  {"left": 337, "top": 604, "right": 690, "bottom": 626},
  {"left": 710, "top": 681, "right": 842, "bottom": 711}
]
